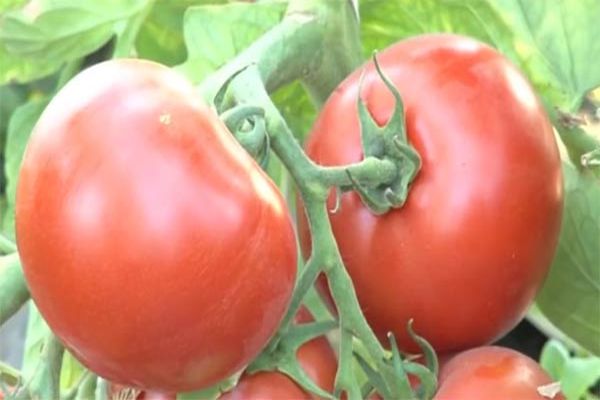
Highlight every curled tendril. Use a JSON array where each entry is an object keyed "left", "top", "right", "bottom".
[{"left": 220, "top": 105, "right": 271, "bottom": 168}]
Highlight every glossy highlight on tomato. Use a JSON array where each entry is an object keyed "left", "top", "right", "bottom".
[
  {"left": 299, "top": 34, "right": 563, "bottom": 353},
  {"left": 219, "top": 308, "right": 337, "bottom": 400},
  {"left": 16, "top": 59, "right": 297, "bottom": 392},
  {"left": 434, "top": 346, "right": 564, "bottom": 400}
]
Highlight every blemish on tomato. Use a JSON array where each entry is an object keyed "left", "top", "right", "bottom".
[{"left": 159, "top": 113, "right": 172, "bottom": 125}]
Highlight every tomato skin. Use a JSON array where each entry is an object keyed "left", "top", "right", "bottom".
[
  {"left": 434, "top": 346, "right": 564, "bottom": 400},
  {"left": 219, "top": 308, "right": 337, "bottom": 400},
  {"left": 16, "top": 60, "right": 297, "bottom": 391},
  {"left": 299, "top": 34, "right": 563, "bottom": 353}
]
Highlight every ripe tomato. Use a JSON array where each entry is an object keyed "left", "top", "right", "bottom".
[
  {"left": 219, "top": 308, "right": 337, "bottom": 399},
  {"left": 434, "top": 346, "right": 564, "bottom": 400},
  {"left": 299, "top": 34, "right": 563, "bottom": 353},
  {"left": 16, "top": 59, "right": 297, "bottom": 392}
]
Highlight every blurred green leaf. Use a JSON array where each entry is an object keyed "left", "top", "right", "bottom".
[
  {"left": 490, "top": 0, "right": 600, "bottom": 110},
  {"left": 0, "top": 45, "right": 62, "bottom": 85},
  {"left": 271, "top": 81, "right": 316, "bottom": 141},
  {"left": 540, "top": 339, "right": 600, "bottom": 400},
  {"left": 2, "top": 97, "right": 48, "bottom": 237},
  {"left": 0, "top": 0, "right": 151, "bottom": 84},
  {"left": 21, "top": 303, "right": 50, "bottom": 381},
  {"left": 136, "top": 0, "right": 227, "bottom": 66},
  {"left": 176, "top": 0, "right": 286, "bottom": 83},
  {"left": 59, "top": 352, "right": 85, "bottom": 391},
  {"left": 0, "top": 0, "right": 27, "bottom": 13},
  {"left": 536, "top": 162, "right": 600, "bottom": 356},
  {"left": 540, "top": 339, "right": 569, "bottom": 379},
  {"left": 360, "top": 0, "right": 600, "bottom": 111}
]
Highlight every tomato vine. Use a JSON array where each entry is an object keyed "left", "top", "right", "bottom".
[{"left": 1, "top": 0, "right": 599, "bottom": 399}]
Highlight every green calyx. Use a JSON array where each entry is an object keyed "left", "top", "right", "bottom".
[{"left": 351, "top": 53, "right": 422, "bottom": 215}]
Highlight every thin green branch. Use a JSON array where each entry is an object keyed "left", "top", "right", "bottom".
[{"left": 0, "top": 253, "right": 29, "bottom": 326}]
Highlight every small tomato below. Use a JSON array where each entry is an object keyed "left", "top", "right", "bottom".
[{"left": 434, "top": 346, "right": 564, "bottom": 400}]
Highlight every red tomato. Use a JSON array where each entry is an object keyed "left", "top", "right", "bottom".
[
  {"left": 219, "top": 308, "right": 337, "bottom": 400},
  {"left": 16, "top": 59, "right": 297, "bottom": 392},
  {"left": 434, "top": 346, "right": 564, "bottom": 400},
  {"left": 299, "top": 34, "right": 563, "bottom": 353}
]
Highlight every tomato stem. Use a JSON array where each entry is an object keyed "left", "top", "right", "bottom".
[
  {"left": 200, "top": 0, "right": 362, "bottom": 108},
  {"left": 216, "top": 65, "right": 417, "bottom": 399},
  {"left": 12, "top": 333, "right": 64, "bottom": 400},
  {"left": 0, "top": 254, "right": 28, "bottom": 326}
]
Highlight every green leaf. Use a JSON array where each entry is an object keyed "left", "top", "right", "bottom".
[
  {"left": 135, "top": 0, "right": 227, "bottom": 66},
  {"left": 489, "top": 0, "right": 600, "bottom": 110},
  {"left": 361, "top": 0, "right": 512, "bottom": 56},
  {"left": 2, "top": 98, "right": 48, "bottom": 238},
  {"left": 561, "top": 357, "right": 600, "bottom": 400},
  {"left": 536, "top": 161, "right": 600, "bottom": 356},
  {"left": 175, "top": 0, "right": 286, "bottom": 83},
  {"left": 360, "top": 0, "right": 600, "bottom": 111},
  {"left": 540, "top": 339, "right": 569, "bottom": 379},
  {"left": 540, "top": 340, "right": 600, "bottom": 400},
  {"left": 0, "top": 0, "right": 27, "bottom": 13},
  {"left": 0, "top": 0, "right": 151, "bottom": 84},
  {"left": 271, "top": 81, "right": 316, "bottom": 141},
  {"left": 0, "top": 45, "right": 62, "bottom": 85}
]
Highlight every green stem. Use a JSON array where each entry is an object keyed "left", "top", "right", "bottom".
[
  {"left": 222, "top": 68, "right": 408, "bottom": 398},
  {"left": 336, "top": 327, "right": 362, "bottom": 400},
  {"left": 14, "top": 334, "right": 64, "bottom": 400},
  {"left": 62, "top": 371, "right": 93, "bottom": 400},
  {"left": 0, "top": 235, "right": 16, "bottom": 254},
  {"left": 94, "top": 378, "right": 108, "bottom": 400},
  {"left": 548, "top": 106, "right": 600, "bottom": 169},
  {"left": 320, "top": 158, "right": 397, "bottom": 189},
  {"left": 200, "top": 0, "right": 362, "bottom": 106},
  {"left": 0, "top": 253, "right": 29, "bottom": 326}
]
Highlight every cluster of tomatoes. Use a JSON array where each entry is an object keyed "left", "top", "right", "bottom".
[{"left": 14, "top": 34, "right": 563, "bottom": 399}]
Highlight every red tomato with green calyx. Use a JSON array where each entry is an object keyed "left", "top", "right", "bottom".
[
  {"left": 299, "top": 34, "right": 563, "bottom": 353},
  {"left": 16, "top": 59, "right": 297, "bottom": 392},
  {"left": 434, "top": 346, "right": 564, "bottom": 400}
]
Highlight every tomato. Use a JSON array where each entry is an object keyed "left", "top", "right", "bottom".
[
  {"left": 219, "top": 308, "right": 337, "bottom": 399},
  {"left": 16, "top": 59, "right": 297, "bottom": 392},
  {"left": 299, "top": 34, "right": 563, "bottom": 353},
  {"left": 434, "top": 346, "right": 564, "bottom": 400}
]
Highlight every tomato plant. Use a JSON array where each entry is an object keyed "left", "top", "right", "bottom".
[
  {"left": 299, "top": 33, "right": 563, "bottom": 354},
  {"left": 14, "top": 59, "right": 297, "bottom": 392},
  {"left": 434, "top": 346, "right": 565, "bottom": 400},
  {"left": 0, "top": 1, "right": 599, "bottom": 400}
]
